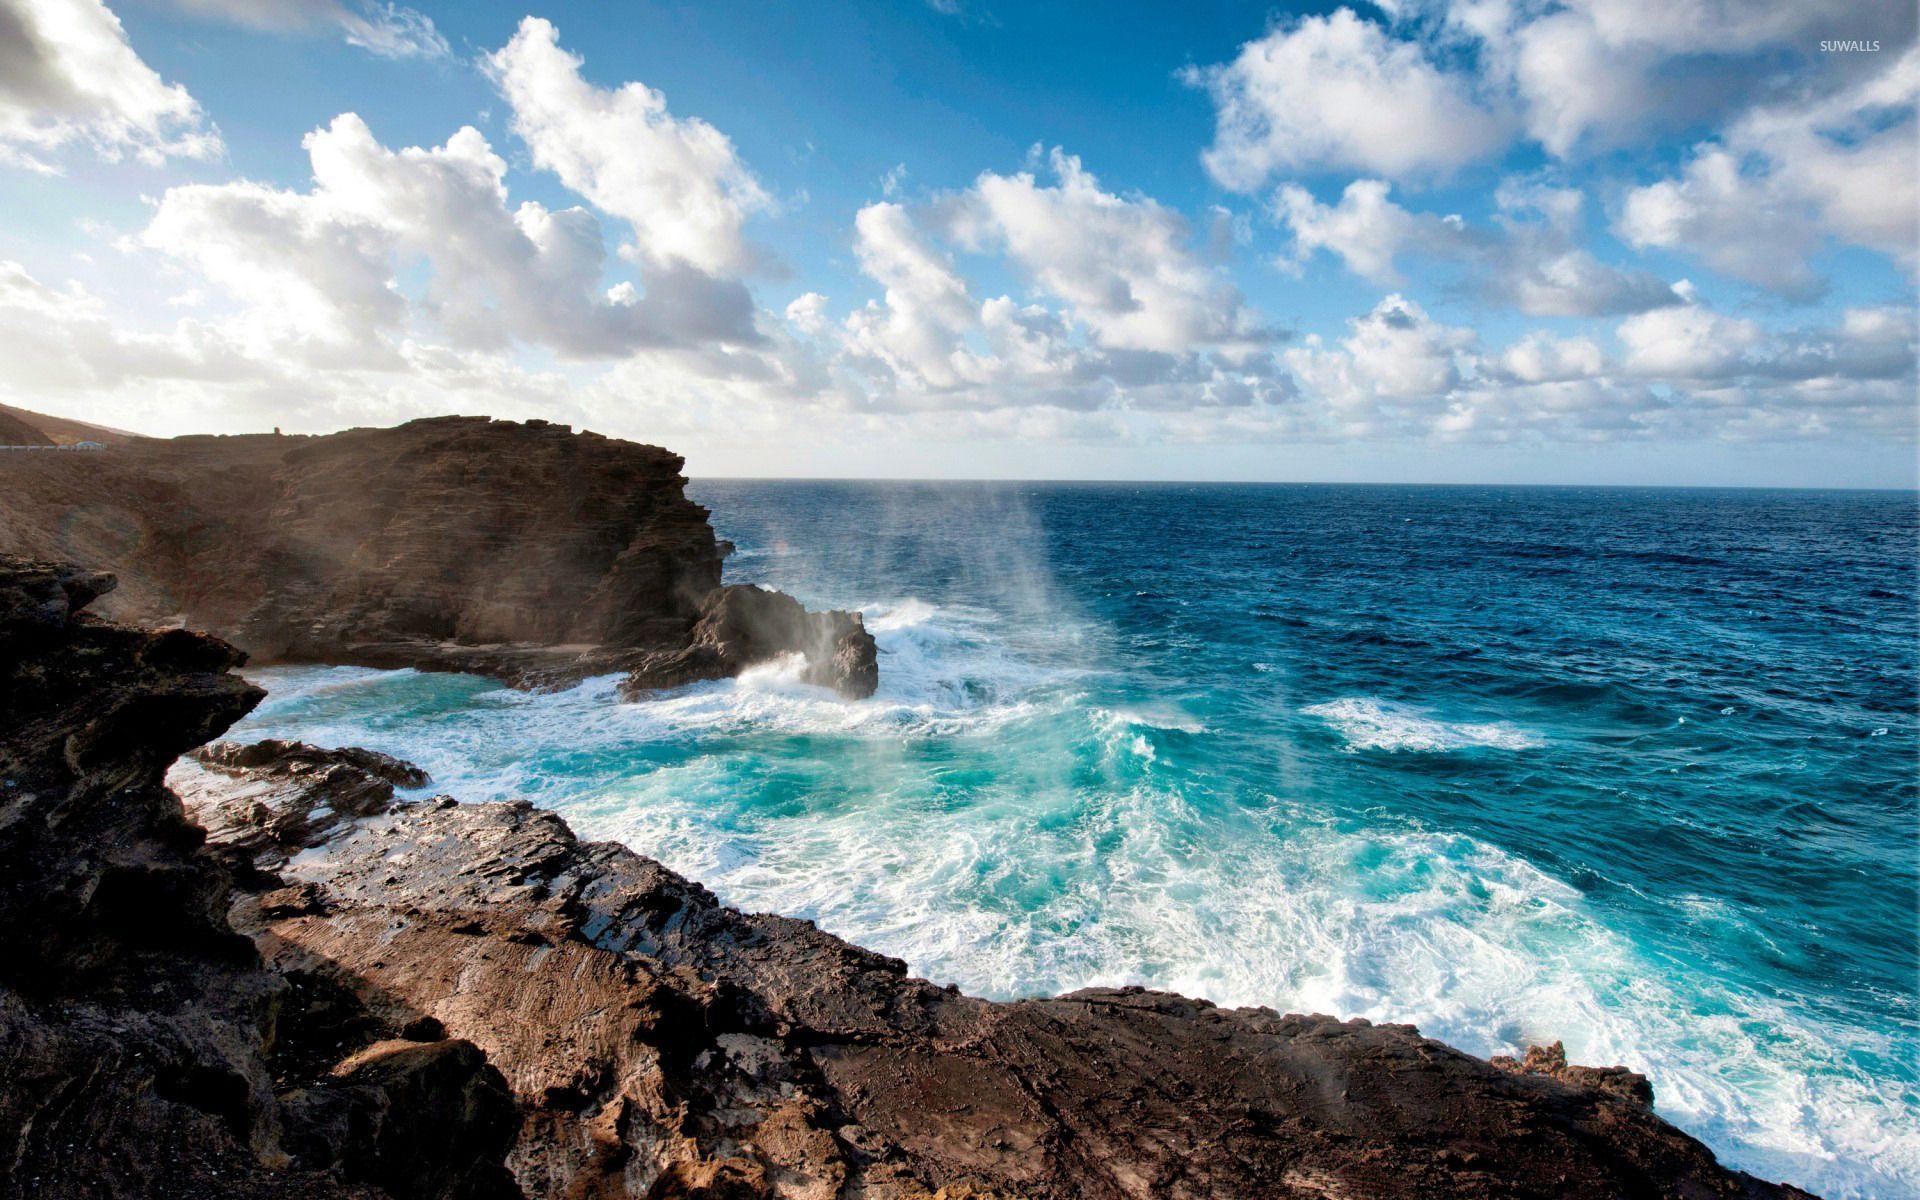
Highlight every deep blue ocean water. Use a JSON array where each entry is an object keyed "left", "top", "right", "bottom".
[{"left": 229, "top": 483, "right": 1918, "bottom": 1197}]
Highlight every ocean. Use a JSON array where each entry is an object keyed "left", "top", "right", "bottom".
[{"left": 227, "top": 482, "right": 1918, "bottom": 1198}]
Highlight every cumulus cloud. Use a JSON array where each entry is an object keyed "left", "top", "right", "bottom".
[
  {"left": 1619, "top": 49, "right": 1920, "bottom": 294},
  {"left": 843, "top": 200, "right": 983, "bottom": 390},
  {"left": 1285, "top": 294, "right": 1476, "bottom": 435},
  {"left": 0, "top": 259, "right": 255, "bottom": 389},
  {"left": 817, "top": 151, "right": 1288, "bottom": 412},
  {"left": 0, "top": 0, "right": 221, "bottom": 172},
  {"left": 1272, "top": 290, "right": 1915, "bottom": 442},
  {"left": 486, "top": 17, "right": 771, "bottom": 276},
  {"left": 167, "top": 0, "right": 449, "bottom": 59},
  {"left": 1390, "top": 0, "right": 1914, "bottom": 156},
  {"left": 141, "top": 112, "right": 761, "bottom": 362},
  {"left": 1184, "top": 7, "right": 1509, "bottom": 187},
  {"left": 1192, "top": 0, "right": 1917, "bottom": 259},
  {"left": 1274, "top": 179, "right": 1464, "bottom": 285},
  {"left": 958, "top": 149, "right": 1269, "bottom": 353},
  {"left": 1276, "top": 177, "right": 1681, "bottom": 317}
]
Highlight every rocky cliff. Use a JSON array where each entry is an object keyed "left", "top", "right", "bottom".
[
  {"left": 0, "top": 554, "right": 521, "bottom": 1199},
  {"left": 0, "top": 416, "right": 875, "bottom": 698}
]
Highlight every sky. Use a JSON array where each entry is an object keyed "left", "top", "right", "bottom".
[{"left": 0, "top": 0, "right": 1915, "bottom": 485}]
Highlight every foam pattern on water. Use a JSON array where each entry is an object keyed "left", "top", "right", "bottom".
[{"left": 1305, "top": 696, "right": 1544, "bottom": 751}]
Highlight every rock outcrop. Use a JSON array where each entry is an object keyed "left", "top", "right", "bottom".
[
  {"left": 0, "top": 555, "right": 521, "bottom": 1199},
  {"left": 622, "top": 583, "right": 880, "bottom": 699},
  {"left": 170, "top": 734, "right": 1816, "bottom": 1200},
  {"left": 0, "top": 415, "right": 876, "bottom": 698}
]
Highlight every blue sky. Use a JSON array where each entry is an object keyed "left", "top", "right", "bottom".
[{"left": 0, "top": 0, "right": 1914, "bottom": 484}]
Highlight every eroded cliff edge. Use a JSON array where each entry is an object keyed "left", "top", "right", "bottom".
[
  {"left": 0, "top": 416, "right": 875, "bottom": 698},
  {"left": 0, "top": 554, "right": 1815, "bottom": 1199},
  {"left": 0, "top": 556, "right": 520, "bottom": 1199}
]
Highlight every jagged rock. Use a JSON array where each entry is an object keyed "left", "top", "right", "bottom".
[
  {"left": 621, "top": 583, "right": 879, "bottom": 700},
  {"left": 0, "top": 416, "right": 876, "bottom": 698},
  {"left": 0, "top": 556, "right": 522, "bottom": 1199},
  {"left": 176, "top": 739, "right": 429, "bottom": 868},
  {"left": 180, "top": 736, "right": 1818, "bottom": 1200},
  {"left": 1493, "top": 1039, "right": 1657, "bottom": 1108},
  {"left": 283, "top": 1039, "right": 522, "bottom": 1200}
]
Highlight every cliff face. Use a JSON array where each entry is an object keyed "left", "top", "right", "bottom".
[
  {"left": 0, "top": 555, "right": 520, "bottom": 1199},
  {"left": 0, "top": 416, "right": 875, "bottom": 698}
]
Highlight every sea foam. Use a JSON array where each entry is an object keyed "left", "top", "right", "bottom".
[
  {"left": 230, "top": 592, "right": 1916, "bottom": 1200},
  {"left": 1304, "top": 696, "right": 1544, "bottom": 752}
]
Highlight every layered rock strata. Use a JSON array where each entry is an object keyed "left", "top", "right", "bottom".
[{"left": 0, "top": 416, "right": 876, "bottom": 698}]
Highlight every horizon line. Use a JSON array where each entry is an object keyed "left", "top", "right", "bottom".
[{"left": 690, "top": 474, "right": 1920, "bottom": 494}]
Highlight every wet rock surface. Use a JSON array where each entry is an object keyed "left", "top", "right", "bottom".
[
  {"left": 0, "top": 416, "right": 876, "bottom": 698},
  {"left": 178, "top": 742, "right": 1816, "bottom": 1200},
  {"left": 622, "top": 583, "right": 879, "bottom": 700}
]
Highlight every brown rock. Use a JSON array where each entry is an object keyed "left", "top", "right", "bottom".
[
  {"left": 1492, "top": 1039, "right": 1657, "bottom": 1108},
  {"left": 0, "top": 552, "right": 1817, "bottom": 1199},
  {"left": 0, "top": 415, "right": 877, "bottom": 698}
]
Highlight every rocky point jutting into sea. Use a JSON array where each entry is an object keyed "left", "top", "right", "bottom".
[
  {"left": 0, "top": 417, "right": 1816, "bottom": 1199},
  {"left": 0, "top": 416, "right": 876, "bottom": 699}
]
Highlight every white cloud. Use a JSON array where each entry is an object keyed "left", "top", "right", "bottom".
[
  {"left": 1401, "top": 0, "right": 1908, "bottom": 156},
  {"left": 1271, "top": 290, "right": 1915, "bottom": 442},
  {"left": 1285, "top": 294, "right": 1478, "bottom": 436},
  {"left": 1503, "top": 246, "right": 1681, "bottom": 318},
  {"left": 1277, "top": 177, "right": 1680, "bottom": 317},
  {"left": 0, "top": 0, "right": 221, "bottom": 172},
  {"left": 486, "top": 17, "right": 771, "bottom": 276},
  {"left": 822, "top": 153, "right": 1291, "bottom": 412},
  {"left": 1617, "top": 150, "right": 1824, "bottom": 297},
  {"left": 1184, "top": 7, "right": 1509, "bottom": 187},
  {"left": 168, "top": 0, "right": 449, "bottom": 59},
  {"left": 844, "top": 200, "right": 983, "bottom": 390},
  {"left": 960, "top": 149, "right": 1267, "bottom": 353},
  {"left": 141, "top": 112, "right": 762, "bottom": 362},
  {"left": 1274, "top": 179, "right": 1463, "bottom": 284},
  {"left": 1493, "top": 331, "right": 1606, "bottom": 383},
  {"left": 1619, "top": 49, "right": 1919, "bottom": 295},
  {"left": 0, "top": 259, "right": 255, "bottom": 388},
  {"left": 784, "top": 291, "right": 830, "bottom": 336}
]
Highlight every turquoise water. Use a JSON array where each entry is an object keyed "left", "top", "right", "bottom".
[{"left": 230, "top": 483, "right": 1918, "bottom": 1198}]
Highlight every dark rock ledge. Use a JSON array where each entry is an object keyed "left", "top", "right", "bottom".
[{"left": 1, "top": 554, "right": 1813, "bottom": 1199}]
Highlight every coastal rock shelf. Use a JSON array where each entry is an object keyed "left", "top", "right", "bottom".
[
  {"left": 171, "top": 740, "right": 1820, "bottom": 1199},
  {"left": 0, "top": 415, "right": 876, "bottom": 699}
]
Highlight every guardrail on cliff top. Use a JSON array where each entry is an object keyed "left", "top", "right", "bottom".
[{"left": 0, "top": 442, "right": 105, "bottom": 451}]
